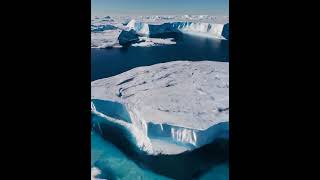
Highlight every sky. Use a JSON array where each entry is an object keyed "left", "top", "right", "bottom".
[{"left": 92, "top": 0, "right": 228, "bottom": 16}]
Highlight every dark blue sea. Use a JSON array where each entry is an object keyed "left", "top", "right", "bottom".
[
  {"left": 91, "top": 33, "right": 228, "bottom": 81},
  {"left": 91, "top": 33, "right": 229, "bottom": 180}
]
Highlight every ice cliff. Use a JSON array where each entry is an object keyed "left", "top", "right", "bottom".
[
  {"left": 126, "top": 19, "right": 229, "bottom": 39},
  {"left": 91, "top": 61, "right": 229, "bottom": 155},
  {"left": 118, "top": 29, "right": 140, "bottom": 46}
]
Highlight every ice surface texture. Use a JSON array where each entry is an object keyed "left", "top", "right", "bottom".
[{"left": 91, "top": 61, "right": 229, "bottom": 155}]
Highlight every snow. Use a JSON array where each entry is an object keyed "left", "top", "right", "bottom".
[
  {"left": 149, "top": 138, "right": 190, "bottom": 154},
  {"left": 132, "top": 37, "right": 176, "bottom": 47},
  {"left": 91, "top": 61, "right": 229, "bottom": 155},
  {"left": 91, "top": 29, "right": 122, "bottom": 48},
  {"left": 126, "top": 19, "right": 150, "bottom": 35}
]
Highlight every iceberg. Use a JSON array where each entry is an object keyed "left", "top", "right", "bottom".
[
  {"left": 131, "top": 37, "right": 176, "bottom": 47},
  {"left": 126, "top": 19, "right": 150, "bottom": 36},
  {"left": 91, "top": 29, "right": 122, "bottom": 48},
  {"left": 91, "top": 24, "right": 118, "bottom": 32},
  {"left": 126, "top": 19, "right": 229, "bottom": 39},
  {"left": 91, "top": 16, "right": 229, "bottom": 48},
  {"left": 118, "top": 29, "right": 140, "bottom": 46},
  {"left": 91, "top": 61, "right": 229, "bottom": 155},
  {"left": 222, "top": 23, "right": 229, "bottom": 40}
]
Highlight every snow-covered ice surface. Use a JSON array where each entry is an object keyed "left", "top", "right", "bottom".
[
  {"left": 91, "top": 29, "right": 122, "bottom": 48},
  {"left": 132, "top": 37, "right": 176, "bottom": 47},
  {"left": 91, "top": 15, "right": 229, "bottom": 48},
  {"left": 91, "top": 61, "right": 229, "bottom": 155}
]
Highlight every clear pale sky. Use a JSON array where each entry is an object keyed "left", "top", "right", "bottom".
[{"left": 92, "top": 0, "right": 229, "bottom": 16}]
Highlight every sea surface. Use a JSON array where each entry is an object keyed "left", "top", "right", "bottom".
[
  {"left": 91, "top": 33, "right": 229, "bottom": 180},
  {"left": 91, "top": 33, "right": 228, "bottom": 81}
]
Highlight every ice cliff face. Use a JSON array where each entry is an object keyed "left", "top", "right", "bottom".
[
  {"left": 118, "top": 29, "right": 140, "bottom": 46},
  {"left": 126, "top": 19, "right": 229, "bottom": 39},
  {"left": 91, "top": 61, "right": 229, "bottom": 155},
  {"left": 222, "top": 23, "right": 229, "bottom": 39},
  {"left": 126, "top": 19, "right": 150, "bottom": 36}
]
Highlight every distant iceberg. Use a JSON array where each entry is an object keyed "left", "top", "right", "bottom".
[
  {"left": 91, "top": 24, "right": 118, "bottom": 32},
  {"left": 91, "top": 16, "right": 229, "bottom": 48},
  {"left": 126, "top": 19, "right": 229, "bottom": 40},
  {"left": 126, "top": 19, "right": 150, "bottom": 36}
]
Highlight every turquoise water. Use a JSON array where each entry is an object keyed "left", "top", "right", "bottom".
[
  {"left": 199, "top": 163, "right": 229, "bottom": 180},
  {"left": 91, "top": 131, "right": 171, "bottom": 180},
  {"left": 92, "top": 112, "right": 229, "bottom": 180},
  {"left": 92, "top": 129, "right": 229, "bottom": 180},
  {"left": 91, "top": 33, "right": 229, "bottom": 179},
  {"left": 91, "top": 99, "right": 132, "bottom": 123}
]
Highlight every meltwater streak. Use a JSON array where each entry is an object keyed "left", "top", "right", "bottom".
[{"left": 92, "top": 112, "right": 228, "bottom": 180}]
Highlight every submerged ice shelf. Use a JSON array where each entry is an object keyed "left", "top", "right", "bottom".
[
  {"left": 91, "top": 131, "right": 171, "bottom": 180},
  {"left": 91, "top": 61, "right": 229, "bottom": 155}
]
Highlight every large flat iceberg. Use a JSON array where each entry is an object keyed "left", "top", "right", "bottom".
[
  {"left": 126, "top": 19, "right": 229, "bottom": 39},
  {"left": 91, "top": 61, "right": 229, "bottom": 155}
]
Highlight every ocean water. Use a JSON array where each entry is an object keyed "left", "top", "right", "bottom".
[
  {"left": 91, "top": 33, "right": 229, "bottom": 179},
  {"left": 91, "top": 33, "right": 228, "bottom": 81},
  {"left": 91, "top": 131, "right": 171, "bottom": 180}
]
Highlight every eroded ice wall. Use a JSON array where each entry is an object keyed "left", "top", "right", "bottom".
[
  {"left": 126, "top": 19, "right": 229, "bottom": 39},
  {"left": 91, "top": 61, "right": 229, "bottom": 155}
]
